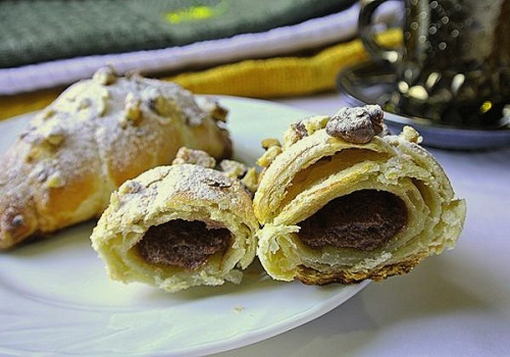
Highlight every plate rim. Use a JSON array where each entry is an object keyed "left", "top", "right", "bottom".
[{"left": 170, "top": 280, "right": 370, "bottom": 357}]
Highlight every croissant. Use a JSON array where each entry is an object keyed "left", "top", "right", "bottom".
[
  {"left": 90, "top": 148, "right": 259, "bottom": 292},
  {"left": 0, "top": 68, "right": 231, "bottom": 249},
  {"left": 254, "top": 105, "right": 466, "bottom": 285}
]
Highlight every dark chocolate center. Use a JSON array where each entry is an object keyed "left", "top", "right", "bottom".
[
  {"left": 136, "top": 219, "right": 231, "bottom": 270},
  {"left": 297, "top": 190, "right": 407, "bottom": 251}
]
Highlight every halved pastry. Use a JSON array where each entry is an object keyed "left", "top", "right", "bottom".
[
  {"left": 90, "top": 148, "right": 259, "bottom": 292},
  {"left": 254, "top": 105, "right": 466, "bottom": 284},
  {"left": 0, "top": 68, "right": 231, "bottom": 249}
]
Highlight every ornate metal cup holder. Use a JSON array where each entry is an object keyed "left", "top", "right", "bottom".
[{"left": 337, "top": 61, "right": 510, "bottom": 150}]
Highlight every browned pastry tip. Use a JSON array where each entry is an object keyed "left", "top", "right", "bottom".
[
  {"left": 295, "top": 254, "right": 426, "bottom": 285},
  {"left": 326, "top": 105, "right": 384, "bottom": 144}
]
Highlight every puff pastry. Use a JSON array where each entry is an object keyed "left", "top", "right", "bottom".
[
  {"left": 0, "top": 68, "right": 231, "bottom": 249},
  {"left": 90, "top": 148, "right": 259, "bottom": 292},
  {"left": 254, "top": 105, "right": 466, "bottom": 284}
]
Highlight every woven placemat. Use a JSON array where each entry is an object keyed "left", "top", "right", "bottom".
[{"left": 0, "top": 0, "right": 355, "bottom": 68}]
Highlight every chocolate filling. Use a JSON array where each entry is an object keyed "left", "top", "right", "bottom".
[
  {"left": 136, "top": 219, "right": 231, "bottom": 270},
  {"left": 297, "top": 190, "right": 407, "bottom": 251}
]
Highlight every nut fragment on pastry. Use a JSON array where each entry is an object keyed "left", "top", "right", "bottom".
[
  {"left": 240, "top": 168, "right": 259, "bottom": 193},
  {"left": 0, "top": 67, "right": 232, "bottom": 249},
  {"left": 256, "top": 146, "right": 282, "bottom": 168},
  {"left": 218, "top": 159, "right": 260, "bottom": 194},
  {"left": 261, "top": 138, "right": 281, "bottom": 149},
  {"left": 220, "top": 159, "right": 247, "bottom": 179},
  {"left": 90, "top": 150, "right": 259, "bottom": 292},
  {"left": 172, "top": 147, "right": 259, "bottom": 193},
  {"left": 326, "top": 105, "right": 383, "bottom": 144},
  {"left": 254, "top": 105, "right": 466, "bottom": 285},
  {"left": 172, "top": 147, "right": 216, "bottom": 168},
  {"left": 196, "top": 97, "right": 228, "bottom": 123}
]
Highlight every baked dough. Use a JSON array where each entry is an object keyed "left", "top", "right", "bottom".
[
  {"left": 90, "top": 148, "right": 259, "bottom": 292},
  {"left": 254, "top": 106, "right": 466, "bottom": 284},
  {"left": 0, "top": 68, "right": 231, "bottom": 249}
]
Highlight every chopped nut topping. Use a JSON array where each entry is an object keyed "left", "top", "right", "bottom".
[
  {"left": 282, "top": 116, "right": 330, "bottom": 148},
  {"left": 172, "top": 147, "right": 216, "bottom": 168},
  {"left": 142, "top": 87, "right": 177, "bottom": 117},
  {"left": 119, "top": 180, "right": 143, "bottom": 194},
  {"left": 291, "top": 121, "right": 308, "bottom": 139},
  {"left": 37, "top": 123, "right": 66, "bottom": 148},
  {"left": 261, "top": 138, "right": 281, "bottom": 149},
  {"left": 198, "top": 97, "right": 228, "bottom": 122},
  {"left": 46, "top": 172, "right": 65, "bottom": 188},
  {"left": 110, "top": 192, "right": 121, "bottom": 209},
  {"left": 282, "top": 127, "right": 302, "bottom": 148},
  {"left": 400, "top": 126, "right": 423, "bottom": 144},
  {"left": 204, "top": 177, "right": 231, "bottom": 189},
  {"left": 326, "top": 105, "right": 384, "bottom": 144},
  {"left": 122, "top": 93, "right": 142, "bottom": 124},
  {"left": 35, "top": 168, "right": 49, "bottom": 182},
  {"left": 219, "top": 159, "right": 258, "bottom": 193},
  {"left": 11, "top": 215, "right": 24, "bottom": 228},
  {"left": 93, "top": 66, "right": 117, "bottom": 85},
  {"left": 303, "top": 116, "right": 329, "bottom": 136},
  {"left": 209, "top": 103, "right": 228, "bottom": 122},
  {"left": 220, "top": 160, "right": 246, "bottom": 179},
  {"left": 40, "top": 109, "right": 55, "bottom": 120},
  {"left": 241, "top": 168, "right": 259, "bottom": 193},
  {"left": 2, "top": 209, "right": 25, "bottom": 233},
  {"left": 289, "top": 115, "right": 330, "bottom": 141},
  {"left": 78, "top": 98, "right": 92, "bottom": 110},
  {"left": 256, "top": 145, "right": 282, "bottom": 167},
  {"left": 25, "top": 146, "right": 43, "bottom": 162},
  {"left": 97, "top": 87, "right": 110, "bottom": 116},
  {"left": 46, "top": 133, "right": 64, "bottom": 146}
]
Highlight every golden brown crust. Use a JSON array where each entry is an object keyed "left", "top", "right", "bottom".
[
  {"left": 0, "top": 69, "right": 231, "bottom": 249},
  {"left": 295, "top": 254, "right": 426, "bottom": 285}
]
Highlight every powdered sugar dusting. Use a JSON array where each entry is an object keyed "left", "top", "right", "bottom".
[
  {"left": 167, "top": 165, "right": 241, "bottom": 204},
  {"left": 0, "top": 68, "right": 231, "bottom": 246},
  {"left": 111, "top": 163, "right": 251, "bottom": 231}
]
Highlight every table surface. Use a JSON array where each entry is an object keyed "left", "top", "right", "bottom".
[{"left": 216, "top": 93, "right": 510, "bottom": 357}]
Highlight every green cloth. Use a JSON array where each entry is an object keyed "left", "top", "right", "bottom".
[{"left": 0, "top": 0, "right": 355, "bottom": 68}]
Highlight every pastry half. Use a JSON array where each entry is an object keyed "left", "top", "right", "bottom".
[
  {"left": 253, "top": 106, "right": 466, "bottom": 284},
  {"left": 90, "top": 149, "right": 259, "bottom": 292},
  {"left": 0, "top": 68, "right": 231, "bottom": 249}
]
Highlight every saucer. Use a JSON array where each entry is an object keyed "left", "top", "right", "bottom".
[{"left": 336, "top": 61, "right": 510, "bottom": 150}]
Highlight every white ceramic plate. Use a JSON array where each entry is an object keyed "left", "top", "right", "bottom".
[{"left": 0, "top": 97, "right": 369, "bottom": 356}]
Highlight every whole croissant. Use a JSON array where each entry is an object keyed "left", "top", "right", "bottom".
[{"left": 0, "top": 68, "right": 231, "bottom": 249}]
